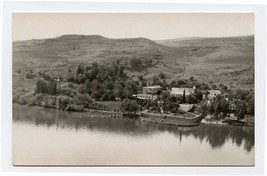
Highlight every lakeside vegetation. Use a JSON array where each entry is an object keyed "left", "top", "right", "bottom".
[{"left": 13, "top": 60, "right": 254, "bottom": 122}]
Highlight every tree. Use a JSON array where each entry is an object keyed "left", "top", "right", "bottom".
[
  {"left": 68, "top": 68, "right": 72, "bottom": 73},
  {"left": 130, "top": 58, "right": 143, "bottom": 71},
  {"left": 91, "top": 92, "right": 101, "bottom": 101},
  {"left": 108, "top": 94, "right": 116, "bottom": 101},
  {"left": 35, "top": 79, "right": 48, "bottom": 93},
  {"left": 167, "top": 102, "right": 179, "bottom": 113},
  {"left": 182, "top": 89, "right": 186, "bottom": 104},
  {"left": 120, "top": 99, "right": 139, "bottom": 114},
  {"left": 85, "top": 79, "right": 91, "bottom": 94},
  {"left": 194, "top": 89, "right": 203, "bottom": 102},
  {"left": 162, "top": 80, "right": 169, "bottom": 90},
  {"left": 47, "top": 80, "right": 57, "bottom": 95},
  {"left": 170, "top": 80, "right": 178, "bottom": 88},
  {"left": 35, "top": 79, "right": 57, "bottom": 95},
  {"left": 235, "top": 89, "right": 246, "bottom": 100},
  {"left": 211, "top": 84, "right": 217, "bottom": 90},
  {"left": 152, "top": 76, "right": 161, "bottom": 86},
  {"left": 246, "top": 91, "right": 254, "bottom": 115},
  {"left": 198, "top": 100, "right": 209, "bottom": 116},
  {"left": 76, "top": 64, "right": 84, "bottom": 76},
  {"left": 77, "top": 73, "right": 87, "bottom": 84},
  {"left": 221, "top": 85, "right": 228, "bottom": 92},
  {"left": 208, "top": 95, "right": 230, "bottom": 119},
  {"left": 124, "top": 80, "right": 138, "bottom": 98},
  {"left": 101, "top": 79, "right": 113, "bottom": 94},
  {"left": 25, "top": 70, "right": 35, "bottom": 79},
  {"left": 186, "top": 94, "right": 197, "bottom": 104},
  {"left": 160, "top": 91, "right": 170, "bottom": 112},
  {"left": 114, "top": 80, "right": 125, "bottom": 100},
  {"left": 102, "top": 93, "right": 110, "bottom": 101},
  {"left": 235, "top": 100, "right": 247, "bottom": 120},
  {"left": 159, "top": 72, "right": 166, "bottom": 79},
  {"left": 177, "top": 80, "right": 186, "bottom": 87},
  {"left": 220, "top": 97, "right": 230, "bottom": 117}
]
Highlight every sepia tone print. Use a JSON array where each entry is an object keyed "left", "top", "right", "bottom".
[{"left": 12, "top": 13, "right": 254, "bottom": 166}]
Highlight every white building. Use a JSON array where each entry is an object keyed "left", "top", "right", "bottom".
[
  {"left": 134, "top": 85, "right": 161, "bottom": 100},
  {"left": 135, "top": 94, "right": 158, "bottom": 101},
  {"left": 207, "top": 90, "right": 222, "bottom": 99},
  {"left": 170, "top": 87, "right": 194, "bottom": 97},
  {"left": 143, "top": 85, "right": 162, "bottom": 94}
]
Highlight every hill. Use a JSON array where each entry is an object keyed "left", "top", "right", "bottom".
[
  {"left": 156, "top": 35, "right": 254, "bottom": 89},
  {"left": 13, "top": 35, "right": 254, "bottom": 89}
]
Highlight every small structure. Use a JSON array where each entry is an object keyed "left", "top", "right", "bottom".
[
  {"left": 207, "top": 90, "right": 222, "bottom": 99},
  {"left": 170, "top": 87, "right": 194, "bottom": 97},
  {"left": 135, "top": 85, "right": 162, "bottom": 100},
  {"left": 135, "top": 94, "right": 158, "bottom": 101},
  {"left": 143, "top": 85, "right": 162, "bottom": 94}
]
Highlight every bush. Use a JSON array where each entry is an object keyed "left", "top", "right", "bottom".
[
  {"left": 35, "top": 79, "right": 57, "bottom": 95},
  {"left": 186, "top": 94, "right": 198, "bottom": 104},
  {"left": 130, "top": 58, "right": 143, "bottom": 71},
  {"left": 91, "top": 92, "right": 101, "bottom": 101},
  {"left": 65, "top": 104, "right": 85, "bottom": 112},
  {"left": 58, "top": 95, "right": 73, "bottom": 109},
  {"left": 69, "top": 83, "right": 74, "bottom": 88},
  {"left": 120, "top": 99, "right": 139, "bottom": 114},
  {"left": 60, "top": 88, "right": 75, "bottom": 97},
  {"left": 72, "top": 93, "right": 92, "bottom": 108},
  {"left": 108, "top": 94, "right": 116, "bottom": 101},
  {"left": 235, "top": 100, "right": 247, "bottom": 120},
  {"left": 197, "top": 100, "right": 209, "bottom": 116},
  {"left": 167, "top": 102, "right": 179, "bottom": 113},
  {"left": 17, "top": 92, "right": 33, "bottom": 105},
  {"left": 25, "top": 71, "right": 35, "bottom": 79},
  {"left": 102, "top": 94, "right": 110, "bottom": 101},
  {"left": 46, "top": 98, "right": 56, "bottom": 108},
  {"left": 18, "top": 96, "right": 28, "bottom": 105},
  {"left": 159, "top": 72, "right": 166, "bottom": 79},
  {"left": 27, "top": 94, "right": 46, "bottom": 106}
]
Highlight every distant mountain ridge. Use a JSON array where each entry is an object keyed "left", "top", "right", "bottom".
[{"left": 13, "top": 34, "right": 254, "bottom": 89}]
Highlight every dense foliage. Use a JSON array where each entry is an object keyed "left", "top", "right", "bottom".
[
  {"left": 67, "top": 61, "right": 140, "bottom": 101},
  {"left": 19, "top": 60, "right": 254, "bottom": 119}
]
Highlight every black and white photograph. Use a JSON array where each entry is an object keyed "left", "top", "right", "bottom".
[{"left": 12, "top": 13, "right": 255, "bottom": 166}]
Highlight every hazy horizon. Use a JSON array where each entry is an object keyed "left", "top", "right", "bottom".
[
  {"left": 13, "top": 33, "right": 255, "bottom": 42},
  {"left": 13, "top": 13, "right": 254, "bottom": 41}
]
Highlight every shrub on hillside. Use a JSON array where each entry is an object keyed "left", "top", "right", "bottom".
[{"left": 25, "top": 71, "right": 35, "bottom": 79}]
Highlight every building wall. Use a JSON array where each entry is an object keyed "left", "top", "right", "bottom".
[
  {"left": 143, "top": 86, "right": 161, "bottom": 94},
  {"left": 170, "top": 88, "right": 194, "bottom": 96}
]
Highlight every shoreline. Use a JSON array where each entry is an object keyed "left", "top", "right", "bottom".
[
  {"left": 13, "top": 103, "right": 125, "bottom": 119},
  {"left": 13, "top": 103, "right": 254, "bottom": 128}
]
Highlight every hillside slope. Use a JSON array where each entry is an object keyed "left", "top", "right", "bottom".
[{"left": 13, "top": 35, "right": 254, "bottom": 89}]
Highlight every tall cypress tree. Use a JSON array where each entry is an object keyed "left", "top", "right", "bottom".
[{"left": 182, "top": 89, "right": 186, "bottom": 104}]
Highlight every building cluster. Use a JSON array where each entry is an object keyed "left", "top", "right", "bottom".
[{"left": 134, "top": 85, "right": 223, "bottom": 102}]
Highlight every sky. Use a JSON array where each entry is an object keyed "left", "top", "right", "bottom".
[{"left": 13, "top": 13, "right": 254, "bottom": 41}]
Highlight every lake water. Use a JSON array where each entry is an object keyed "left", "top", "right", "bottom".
[{"left": 13, "top": 104, "right": 254, "bottom": 166}]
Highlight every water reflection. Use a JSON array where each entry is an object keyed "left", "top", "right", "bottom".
[{"left": 13, "top": 104, "right": 254, "bottom": 153}]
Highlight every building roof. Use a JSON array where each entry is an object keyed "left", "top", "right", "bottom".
[
  {"left": 143, "top": 85, "right": 161, "bottom": 89},
  {"left": 171, "top": 87, "right": 194, "bottom": 95},
  {"left": 208, "top": 90, "right": 222, "bottom": 94}
]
